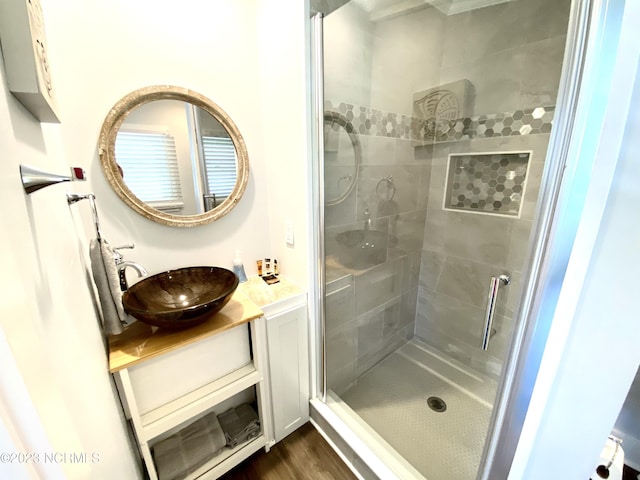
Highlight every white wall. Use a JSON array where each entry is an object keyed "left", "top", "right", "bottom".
[
  {"left": 0, "top": 0, "right": 309, "bottom": 478},
  {"left": 256, "top": 0, "right": 312, "bottom": 288},
  {"left": 369, "top": 7, "right": 445, "bottom": 115},
  {"left": 0, "top": 56, "right": 140, "bottom": 480},
  {"left": 510, "top": 0, "right": 640, "bottom": 477},
  {"left": 44, "top": 0, "right": 267, "bottom": 277},
  {"left": 323, "top": 2, "right": 373, "bottom": 107},
  {"left": 40, "top": 0, "right": 310, "bottom": 281}
]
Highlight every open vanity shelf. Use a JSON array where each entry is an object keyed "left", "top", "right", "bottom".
[
  {"left": 138, "top": 364, "right": 260, "bottom": 439},
  {"left": 108, "top": 276, "right": 309, "bottom": 480},
  {"left": 109, "top": 290, "right": 270, "bottom": 480}
]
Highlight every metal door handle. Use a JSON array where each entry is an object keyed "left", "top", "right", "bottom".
[{"left": 481, "top": 274, "right": 510, "bottom": 351}]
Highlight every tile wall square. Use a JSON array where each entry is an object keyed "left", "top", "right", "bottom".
[
  {"left": 520, "top": 36, "right": 568, "bottom": 107},
  {"left": 356, "top": 305, "right": 385, "bottom": 359},
  {"left": 326, "top": 360, "right": 356, "bottom": 397},
  {"left": 395, "top": 138, "right": 418, "bottom": 164},
  {"left": 326, "top": 321, "right": 358, "bottom": 376},
  {"left": 356, "top": 165, "right": 422, "bottom": 221},
  {"left": 505, "top": 219, "right": 534, "bottom": 269},
  {"left": 400, "top": 250, "right": 422, "bottom": 293},
  {"left": 359, "top": 134, "right": 397, "bottom": 165},
  {"left": 418, "top": 164, "right": 433, "bottom": 211},
  {"left": 325, "top": 280, "right": 355, "bottom": 333},
  {"left": 401, "top": 287, "right": 419, "bottom": 327},
  {"left": 416, "top": 287, "right": 486, "bottom": 342},
  {"left": 383, "top": 297, "right": 402, "bottom": 337},
  {"left": 419, "top": 249, "right": 445, "bottom": 291},
  {"left": 325, "top": 186, "right": 357, "bottom": 228},
  {"left": 436, "top": 255, "right": 492, "bottom": 308},
  {"left": 355, "top": 258, "right": 403, "bottom": 315},
  {"left": 388, "top": 210, "right": 427, "bottom": 259}
]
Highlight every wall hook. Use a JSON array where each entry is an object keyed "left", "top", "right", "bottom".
[{"left": 20, "top": 164, "right": 86, "bottom": 194}]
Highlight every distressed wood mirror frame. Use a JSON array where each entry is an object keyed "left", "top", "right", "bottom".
[{"left": 98, "top": 85, "right": 249, "bottom": 227}]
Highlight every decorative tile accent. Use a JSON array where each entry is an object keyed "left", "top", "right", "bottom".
[
  {"left": 443, "top": 152, "right": 530, "bottom": 217},
  {"left": 413, "top": 80, "right": 475, "bottom": 139},
  {"left": 324, "top": 100, "right": 554, "bottom": 144},
  {"left": 413, "top": 106, "right": 555, "bottom": 143},
  {"left": 325, "top": 100, "right": 417, "bottom": 140}
]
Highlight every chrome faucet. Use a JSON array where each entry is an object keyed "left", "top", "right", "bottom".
[
  {"left": 363, "top": 208, "right": 372, "bottom": 231},
  {"left": 117, "top": 261, "right": 148, "bottom": 291},
  {"left": 113, "top": 244, "right": 148, "bottom": 290}
]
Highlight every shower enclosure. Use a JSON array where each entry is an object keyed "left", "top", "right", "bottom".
[{"left": 312, "top": 0, "right": 580, "bottom": 478}]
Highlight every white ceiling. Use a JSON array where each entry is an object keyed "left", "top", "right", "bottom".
[{"left": 354, "top": 0, "right": 514, "bottom": 21}]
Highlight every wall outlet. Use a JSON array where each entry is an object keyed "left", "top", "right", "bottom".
[{"left": 285, "top": 219, "right": 294, "bottom": 246}]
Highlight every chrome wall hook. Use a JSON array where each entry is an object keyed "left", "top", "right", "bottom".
[{"left": 20, "top": 164, "right": 86, "bottom": 194}]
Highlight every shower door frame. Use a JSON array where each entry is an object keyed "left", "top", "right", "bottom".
[{"left": 308, "top": 0, "right": 624, "bottom": 477}]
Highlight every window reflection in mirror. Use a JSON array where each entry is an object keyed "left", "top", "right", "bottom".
[{"left": 116, "top": 100, "right": 237, "bottom": 216}]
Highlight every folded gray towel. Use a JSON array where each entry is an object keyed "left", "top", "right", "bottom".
[
  {"left": 217, "top": 404, "right": 260, "bottom": 448},
  {"left": 89, "top": 238, "right": 128, "bottom": 335},
  {"left": 153, "top": 410, "right": 226, "bottom": 480}
]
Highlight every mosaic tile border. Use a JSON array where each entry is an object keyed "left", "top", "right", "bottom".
[{"left": 324, "top": 100, "right": 555, "bottom": 144}]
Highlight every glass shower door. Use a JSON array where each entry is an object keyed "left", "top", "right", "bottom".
[{"left": 319, "top": 0, "right": 574, "bottom": 478}]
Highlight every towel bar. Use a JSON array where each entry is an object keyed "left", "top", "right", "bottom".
[{"left": 67, "top": 193, "right": 103, "bottom": 240}]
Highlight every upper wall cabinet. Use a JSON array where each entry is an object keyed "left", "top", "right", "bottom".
[
  {"left": 0, "top": 0, "right": 60, "bottom": 122},
  {"left": 98, "top": 85, "right": 250, "bottom": 227}
]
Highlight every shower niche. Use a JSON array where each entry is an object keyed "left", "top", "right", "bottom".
[{"left": 444, "top": 151, "right": 531, "bottom": 217}]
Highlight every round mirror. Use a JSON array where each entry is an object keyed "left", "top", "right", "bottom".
[
  {"left": 324, "top": 111, "right": 360, "bottom": 206},
  {"left": 98, "top": 86, "right": 249, "bottom": 227}
]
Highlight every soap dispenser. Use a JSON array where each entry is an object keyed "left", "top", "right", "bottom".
[{"left": 233, "top": 250, "right": 248, "bottom": 283}]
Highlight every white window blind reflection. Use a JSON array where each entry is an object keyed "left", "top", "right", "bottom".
[
  {"left": 202, "top": 136, "right": 237, "bottom": 206},
  {"left": 115, "top": 130, "right": 184, "bottom": 212}
]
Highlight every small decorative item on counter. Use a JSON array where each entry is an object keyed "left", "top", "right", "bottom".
[
  {"left": 257, "top": 257, "right": 280, "bottom": 285},
  {"left": 262, "top": 274, "right": 279, "bottom": 285},
  {"left": 233, "top": 250, "right": 248, "bottom": 283}
]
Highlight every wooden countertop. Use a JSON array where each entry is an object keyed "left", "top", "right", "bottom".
[{"left": 108, "top": 290, "right": 263, "bottom": 373}]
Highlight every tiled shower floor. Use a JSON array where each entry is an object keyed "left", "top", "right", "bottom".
[{"left": 340, "top": 339, "right": 497, "bottom": 480}]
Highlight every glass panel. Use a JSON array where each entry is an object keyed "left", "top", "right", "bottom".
[{"left": 321, "top": 0, "right": 573, "bottom": 478}]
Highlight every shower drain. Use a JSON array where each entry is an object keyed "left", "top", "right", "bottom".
[{"left": 427, "top": 396, "right": 447, "bottom": 413}]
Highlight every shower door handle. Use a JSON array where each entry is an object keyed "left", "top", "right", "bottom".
[{"left": 481, "top": 274, "right": 510, "bottom": 351}]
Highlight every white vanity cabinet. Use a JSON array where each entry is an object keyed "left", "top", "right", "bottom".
[
  {"left": 108, "top": 293, "right": 273, "bottom": 480},
  {"left": 264, "top": 302, "right": 309, "bottom": 442},
  {"left": 108, "top": 277, "right": 309, "bottom": 480},
  {"left": 238, "top": 277, "right": 309, "bottom": 444}
]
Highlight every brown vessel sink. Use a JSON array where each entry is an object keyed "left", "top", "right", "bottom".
[{"left": 122, "top": 266, "right": 239, "bottom": 329}]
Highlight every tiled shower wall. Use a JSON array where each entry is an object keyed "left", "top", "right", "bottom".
[
  {"left": 417, "top": 133, "right": 552, "bottom": 378},
  {"left": 323, "top": 0, "right": 571, "bottom": 390},
  {"left": 324, "top": 128, "right": 425, "bottom": 394},
  {"left": 415, "top": 0, "right": 570, "bottom": 379},
  {"left": 324, "top": 102, "right": 555, "bottom": 386}
]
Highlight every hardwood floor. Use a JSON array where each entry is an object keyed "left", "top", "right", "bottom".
[{"left": 219, "top": 423, "right": 358, "bottom": 480}]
